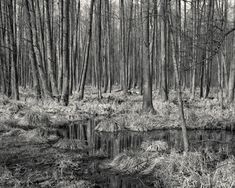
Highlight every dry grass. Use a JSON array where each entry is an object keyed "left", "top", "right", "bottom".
[
  {"left": 141, "top": 140, "right": 168, "bottom": 152},
  {"left": 213, "top": 158, "right": 235, "bottom": 188},
  {"left": 102, "top": 140, "right": 235, "bottom": 188},
  {"left": 1, "top": 87, "right": 234, "bottom": 132},
  {"left": 56, "top": 180, "right": 92, "bottom": 188},
  {"left": 95, "top": 117, "right": 126, "bottom": 132},
  {"left": 25, "top": 110, "right": 50, "bottom": 126}
]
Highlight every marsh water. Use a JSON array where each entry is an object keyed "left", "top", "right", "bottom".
[{"left": 62, "top": 120, "right": 235, "bottom": 188}]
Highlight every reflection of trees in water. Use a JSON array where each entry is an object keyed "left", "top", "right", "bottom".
[
  {"left": 100, "top": 175, "right": 145, "bottom": 188},
  {"left": 64, "top": 120, "right": 234, "bottom": 157},
  {"left": 61, "top": 120, "right": 234, "bottom": 188}
]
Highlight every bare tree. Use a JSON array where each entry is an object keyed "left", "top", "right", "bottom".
[
  {"left": 142, "top": 0, "right": 154, "bottom": 113},
  {"left": 78, "top": 0, "right": 95, "bottom": 100},
  {"left": 61, "top": 0, "right": 70, "bottom": 105}
]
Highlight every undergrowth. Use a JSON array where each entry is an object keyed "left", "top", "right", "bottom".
[
  {"left": 1, "top": 87, "right": 235, "bottom": 132},
  {"left": 102, "top": 141, "right": 235, "bottom": 188}
]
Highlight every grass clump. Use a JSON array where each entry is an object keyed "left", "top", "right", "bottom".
[
  {"left": 126, "top": 112, "right": 174, "bottom": 131},
  {"left": 18, "top": 110, "right": 51, "bottom": 128},
  {"left": 95, "top": 116, "right": 126, "bottom": 132},
  {"left": 141, "top": 140, "right": 168, "bottom": 152},
  {"left": 103, "top": 146, "right": 234, "bottom": 188},
  {"left": 106, "top": 150, "right": 157, "bottom": 174},
  {"left": 212, "top": 158, "right": 235, "bottom": 188},
  {"left": 0, "top": 166, "right": 20, "bottom": 187},
  {"left": 155, "top": 152, "right": 210, "bottom": 188}
]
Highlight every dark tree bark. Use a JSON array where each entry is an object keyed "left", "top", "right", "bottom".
[
  {"left": 106, "top": 0, "right": 112, "bottom": 93},
  {"left": 61, "top": 0, "right": 70, "bottom": 105},
  {"left": 142, "top": 0, "right": 154, "bottom": 113},
  {"left": 97, "top": 0, "right": 102, "bottom": 98},
  {"left": 9, "top": 0, "right": 19, "bottom": 100},
  {"left": 160, "top": 0, "right": 168, "bottom": 101},
  {"left": 45, "top": 0, "right": 59, "bottom": 98}
]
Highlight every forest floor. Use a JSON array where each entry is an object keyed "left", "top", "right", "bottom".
[
  {"left": 0, "top": 87, "right": 235, "bottom": 187},
  {"left": 1, "top": 86, "right": 235, "bottom": 132}
]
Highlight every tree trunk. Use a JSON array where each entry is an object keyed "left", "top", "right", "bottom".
[
  {"left": 120, "top": 0, "right": 127, "bottom": 94},
  {"left": 61, "top": 0, "right": 70, "bottom": 105},
  {"left": 142, "top": 0, "right": 154, "bottom": 113},
  {"left": 78, "top": 0, "right": 95, "bottom": 100},
  {"left": 45, "top": 0, "right": 59, "bottom": 98},
  {"left": 169, "top": 5, "right": 189, "bottom": 153},
  {"left": 160, "top": 0, "right": 168, "bottom": 101},
  {"left": 228, "top": 5, "right": 235, "bottom": 103}
]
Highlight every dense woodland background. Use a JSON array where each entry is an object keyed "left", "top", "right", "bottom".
[{"left": 0, "top": 0, "right": 235, "bottom": 108}]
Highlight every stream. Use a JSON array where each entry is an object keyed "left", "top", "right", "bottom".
[{"left": 60, "top": 120, "right": 235, "bottom": 188}]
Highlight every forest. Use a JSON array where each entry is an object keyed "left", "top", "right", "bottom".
[{"left": 0, "top": 0, "right": 235, "bottom": 187}]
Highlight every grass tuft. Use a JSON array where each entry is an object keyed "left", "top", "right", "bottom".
[
  {"left": 213, "top": 158, "right": 235, "bottom": 188},
  {"left": 95, "top": 116, "right": 126, "bottom": 132},
  {"left": 141, "top": 140, "right": 168, "bottom": 152},
  {"left": 103, "top": 149, "right": 234, "bottom": 188},
  {"left": 22, "top": 110, "right": 51, "bottom": 127},
  {"left": 57, "top": 180, "right": 92, "bottom": 188}
]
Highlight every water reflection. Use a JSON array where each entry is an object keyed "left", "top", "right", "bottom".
[
  {"left": 62, "top": 120, "right": 234, "bottom": 188},
  {"left": 65, "top": 120, "right": 235, "bottom": 157},
  {"left": 93, "top": 175, "right": 151, "bottom": 188}
]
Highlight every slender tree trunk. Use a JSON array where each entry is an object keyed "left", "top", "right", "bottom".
[
  {"left": 160, "top": 0, "right": 168, "bottom": 101},
  {"left": 61, "top": 0, "right": 70, "bottom": 105},
  {"left": 45, "top": 0, "right": 59, "bottom": 98},
  {"left": 142, "top": 0, "right": 154, "bottom": 113},
  {"left": 97, "top": 0, "right": 102, "bottom": 98},
  {"left": 78, "top": 0, "right": 95, "bottom": 100},
  {"left": 120, "top": 0, "right": 127, "bottom": 94},
  {"left": 127, "top": 0, "right": 133, "bottom": 90},
  {"left": 169, "top": 5, "right": 189, "bottom": 153},
  {"left": 106, "top": 0, "right": 112, "bottom": 93},
  {"left": 25, "top": 0, "right": 51, "bottom": 98},
  {"left": 228, "top": 5, "right": 235, "bottom": 103},
  {"left": 58, "top": 0, "right": 63, "bottom": 94},
  {"left": 9, "top": 0, "right": 19, "bottom": 100},
  {"left": 191, "top": 0, "right": 196, "bottom": 99}
]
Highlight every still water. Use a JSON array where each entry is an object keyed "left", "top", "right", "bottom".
[{"left": 61, "top": 119, "right": 235, "bottom": 188}]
